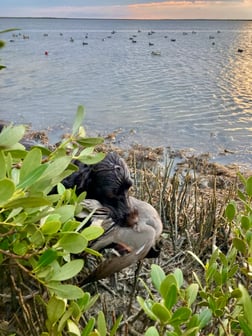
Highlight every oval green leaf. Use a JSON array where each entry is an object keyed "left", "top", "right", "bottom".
[
  {"left": 13, "top": 241, "right": 28, "bottom": 256},
  {"left": 186, "top": 283, "right": 199, "bottom": 306},
  {"left": 225, "top": 202, "right": 236, "bottom": 221},
  {"left": 170, "top": 307, "right": 191, "bottom": 325},
  {"left": 233, "top": 238, "right": 247, "bottom": 254},
  {"left": 97, "top": 311, "right": 107, "bottom": 336},
  {"left": 47, "top": 283, "right": 84, "bottom": 300},
  {"left": 198, "top": 308, "right": 212, "bottom": 328},
  {"left": 151, "top": 264, "right": 166, "bottom": 292},
  {"left": 81, "top": 317, "right": 95, "bottom": 336},
  {"left": 4, "top": 196, "right": 51, "bottom": 209},
  {"left": 35, "top": 248, "right": 58, "bottom": 270},
  {"left": 47, "top": 296, "right": 66, "bottom": 324},
  {"left": 152, "top": 302, "right": 171, "bottom": 323},
  {"left": 67, "top": 319, "right": 81, "bottom": 336},
  {"left": 50, "top": 259, "right": 84, "bottom": 281},
  {"left": 19, "top": 147, "right": 42, "bottom": 182},
  {"left": 246, "top": 176, "right": 252, "bottom": 197},
  {"left": 57, "top": 232, "right": 88, "bottom": 253},
  {"left": 0, "top": 178, "right": 15, "bottom": 204},
  {"left": 72, "top": 105, "right": 85, "bottom": 135},
  {"left": 145, "top": 326, "right": 160, "bottom": 336},
  {"left": 81, "top": 226, "right": 104, "bottom": 241},
  {"left": 0, "top": 125, "right": 26, "bottom": 149}
]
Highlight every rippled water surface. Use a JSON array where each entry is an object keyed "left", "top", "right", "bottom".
[{"left": 1, "top": 18, "right": 252, "bottom": 167}]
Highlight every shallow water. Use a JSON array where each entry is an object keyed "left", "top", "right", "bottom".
[{"left": 0, "top": 18, "right": 252, "bottom": 168}]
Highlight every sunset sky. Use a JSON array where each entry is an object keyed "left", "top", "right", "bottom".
[{"left": 1, "top": 0, "right": 252, "bottom": 20}]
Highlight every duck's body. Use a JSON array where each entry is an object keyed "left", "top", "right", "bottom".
[{"left": 80, "top": 196, "right": 163, "bottom": 283}]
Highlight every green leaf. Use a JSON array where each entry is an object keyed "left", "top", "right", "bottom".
[
  {"left": 35, "top": 248, "right": 58, "bottom": 270},
  {"left": 145, "top": 326, "right": 160, "bottom": 336},
  {"left": 47, "top": 296, "right": 66, "bottom": 324},
  {"left": 174, "top": 268, "right": 183, "bottom": 288},
  {"left": 239, "top": 316, "right": 252, "bottom": 336},
  {"left": 233, "top": 238, "right": 247, "bottom": 254},
  {"left": 0, "top": 178, "right": 15, "bottom": 204},
  {"left": 137, "top": 296, "right": 157, "bottom": 321},
  {"left": 19, "top": 147, "right": 42, "bottom": 182},
  {"left": 72, "top": 105, "right": 85, "bottom": 135},
  {"left": 0, "top": 124, "right": 26, "bottom": 149},
  {"left": 164, "top": 283, "right": 177, "bottom": 310},
  {"left": 55, "top": 205, "right": 76, "bottom": 223},
  {"left": 225, "top": 202, "right": 236, "bottom": 221},
  {"left": 77, "top": 151, "right": 106, "bottom": 165},
  {"left": 81, "top": 226, "right": 104, "bottom": 241},
  {"left": 18, "top": 164, "right": 48, "bottom": 189},
  {"left": 246, "top": 176, "right": 252, "bottom": 197},
  {"left": 32, "top": 156, "right": 72, "bottom": 192},
  {"left": 186, "top": 283, "right": 199, "bottom": 306},
  {"left": 57, "top": 232, "right": 88, "bottom": 253},
  {"left": 230, "top": 288, "right": 242, "bottom": 299},
  {"left": 0, "top": 151, "right": 6, "bottom": 179},
  {"left": 29, "top": 229, "right": 45, "bottom": 247},
  {"left": 58, "top": 308, "right": 75, "bottom": 332},
  {"left": 47, "top": 283, "right": 84, "bottom": 300},
  {"left": 97, "top": 311, "right": 107, "bottom": 336},
  {"left": 77, "top": 137, "right": 104, "bottom": 147},
  {"left": 13, "top": 241, "right": 28, "bottom": 256},
  {"left": 110, "top": 314, "right": 123, "bottom": 336},
  {"left": 41, "top": 214, "right": 62, "bottom": 235},
  {"left": 198, "top": 308, "right": 212, "bottom": 328},
  {"left": 160, "top": 274, "right": 177, "bottom": 308},
  {"left": 67, "top": 319, "right": 81, "bottom": 336},
  {"left": 81, "top": 317, "right": 95, "bottom": 336},
  {"left": 77, "top": 292, "right": 91, "bottom": 311},
  {"left": 152, "top": 302, "right": 171, "bottom": 323},
  {"left": 241, "top": 216, "right": 251, "bottom": 230},
  {"left": 239, "top": 284, "right": 252, "bottom": 329},
  {"left": 3, "top": 196, "right": 51, "bottom": 209},
  {"left": 170, "top": 307, "right": 191, "bottom": 325},
  {"left": 82, "top": 293, "right": 99, "bottom": 312},
  {"left": 151, "top": 264, "right": 166, "bottom": 292},
  {"left": 50, "top": 259, "right": 84, "bottom": 281}
]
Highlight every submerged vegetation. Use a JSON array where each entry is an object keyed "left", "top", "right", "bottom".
[{"left": 0, "top": 107, "right": 252, "bottom": 336}]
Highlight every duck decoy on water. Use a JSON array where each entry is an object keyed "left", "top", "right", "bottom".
[
  {"left": 78, "top": 196, "right": 163, "bottom": 284},
  {"left": 151, "top": 51, "right": 161, "bottom": 56}
]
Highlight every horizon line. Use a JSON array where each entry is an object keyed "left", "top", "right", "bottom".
[{"left": 1, "top": 16, "right": 252, "bottom": 21}]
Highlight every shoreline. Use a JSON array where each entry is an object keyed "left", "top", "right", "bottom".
[{"left": 23, "top": 125, "right": 252, "bottom": 177}]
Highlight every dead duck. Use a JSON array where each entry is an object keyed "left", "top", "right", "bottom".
[{"left": 79, "top": 196, "right": 163, "bottom": 283}]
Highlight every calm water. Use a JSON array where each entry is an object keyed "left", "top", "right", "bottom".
[{"left": 1, "top": 18, "right": 252, "bottom": 168}]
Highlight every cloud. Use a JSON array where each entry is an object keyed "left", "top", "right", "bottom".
[
  {"left": 127, "top": 0, "right": 252, "bottom": 19},
  {"left": 1, "top": 0, "right": 252, "bottom": 19}
]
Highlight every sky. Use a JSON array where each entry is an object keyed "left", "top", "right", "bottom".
[{"left": 1, "top": 0, "right": 252, "bottom": 20}]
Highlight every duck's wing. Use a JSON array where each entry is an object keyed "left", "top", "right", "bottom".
[
  {"left": 78, "top": 199, "right": 111, "bottom": 219},
  {"left": 81, "top": 241, "right": 151, "bottom": 284}
]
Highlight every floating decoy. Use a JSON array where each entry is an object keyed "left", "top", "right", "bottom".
[{"left": 151, "top": 51, "right": 161, "bottom": 56}]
